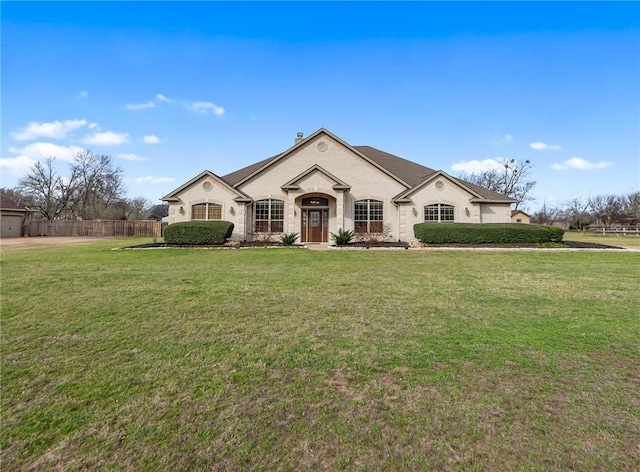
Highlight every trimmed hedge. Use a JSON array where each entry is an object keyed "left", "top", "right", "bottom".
[
  {"left": 164, "top": 221, "right": 234, "bottom": 245},
  {"left": 413, "top": 223, "right": 564, "bottom": 244}
]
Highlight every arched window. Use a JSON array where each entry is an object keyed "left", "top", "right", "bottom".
[
  {"left": 355, "top": 199, "right": 383, "bottom": 233},
  {"left": 254, "top": 199, "right": 284, "bottom": 233},
  {"left": 191, "top": 202, "right": 222, "bottom": 220},
  {"left": 424, "top": 203, "right": 454, "bottom": 222}
]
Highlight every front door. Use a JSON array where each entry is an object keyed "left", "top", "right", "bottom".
[{"left": 302, "top": 209, "right": 328, "bottom": 242}]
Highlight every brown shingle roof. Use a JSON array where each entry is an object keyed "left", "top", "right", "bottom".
[
  {"left": 218, "top": 130, "right": 515, "bottom": 203},
  {"left": 0, "top": 194, "right": 29, "bottom": 211},
  {"left": 221, "top": 154, "right": 280, "bottom": 186},
  {"left": 353, "top": 146, "right": 437, "bottom": 187}
]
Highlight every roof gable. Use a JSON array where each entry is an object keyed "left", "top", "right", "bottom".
[
  {"left": 161, "top": 170, "right": 250, "bottom": 202},
  {"left": 393, "top": 170, "right": 518, "bottom": 204},
  {"left": 226, "top": 128, "right": 412, "bottom": 189},
  {"left": 180, "top": 128, "right": 518, "bottom": 204},
  {"left": 281, "top": 164, "right": 351, "bottom": 191}
]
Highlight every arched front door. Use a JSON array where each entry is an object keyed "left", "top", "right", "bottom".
[{"left": 301, "top": 197, "right": 329, "bottom": 243}]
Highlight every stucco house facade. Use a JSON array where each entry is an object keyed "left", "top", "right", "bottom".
[
  {"left": 511, "top": 209, "right": 531, "bottom": 224},
  {"left": 161, "top": 128, "right": 517, "bottom": 242}
]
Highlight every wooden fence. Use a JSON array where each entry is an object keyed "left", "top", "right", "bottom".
[{"left": 26, "top": 220, "right": 162, "bottom": 238}]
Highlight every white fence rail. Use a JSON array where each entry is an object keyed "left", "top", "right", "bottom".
[{"left": 589, "top": 226, "right": 640, "bottom": 237}]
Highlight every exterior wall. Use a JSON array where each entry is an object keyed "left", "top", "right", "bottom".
[
  {"left": 402, "top": 176, "right": 478, "bottom": 240},
  {"left": 480, "top": 204, "right": 512, "bottom": 223},
  {"left": 164, "top": 175, "right": 245, "bottom": 240},
  {"left": 511, "top": 212, "right": 531, "bottom": 224},
  {"left": 238, "top": 134, "right": 407, "bottom": 241}
]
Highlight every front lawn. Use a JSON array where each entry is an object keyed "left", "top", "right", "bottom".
[
  {"left": 563, "top": 229, "right": 640, "bottom": 247},
  {"left": 1, "top": 240, "right": 639, "bottom": 470}
]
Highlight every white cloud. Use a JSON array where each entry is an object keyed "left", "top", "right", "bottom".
[
  {"left": 552, "top": 156, "right": 613, "bottom": 170},
  {"left": 530, "top": 142, "right": 561, "bottom": 151},
  {"left": 125, "top": 101, "right": 157, "bottom": 110},
  {"left": 136, "top": 175, "right": 175, "bottom": 184},
  {"left": 117, "top": 153, "right": 150, "bottom": 162},
  {"left": 7, "top": 142, "right": 85, "bottom": 162},
  {"left": 88, "top": 122, "right": 99, "bottom": 129},
  {"left": 0, "top": 155, "right": 38, "bottom": 174},
  {"left": 83, "top": 131, "right": 130, "bottom": 146},
  {"left": 142, "top": 134, "right": 161, "bottom": 144},
  {"left": 504, "top": 134, "right": 513, "bottom": 142},
  {"left": 79, "top": 91, "right": 89, "bottom": 98},
  {"left": 191, "top": 101, "right": 225, "bottom": 116},
  {"left": 451, "top": 158, "right": 504, "bottom": 174},
  {"left": 11, "top": 119, "right": 88, "bottom": 141},
  {"left": 156, "top": 93, "right": 174, "bottom": 103}
]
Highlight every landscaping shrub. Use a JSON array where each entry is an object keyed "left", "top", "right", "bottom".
[
  {"left": 164, "top": 221, "right": 234, "bottom": 245},
  {"left": 280, "top": 232, "right": 299, "bottom": 245},
  {"left": 413, "top": 223, "right": 564, "bottom": 244},
  {"left": 331, "top": 228, "right": 355, "bottom": 245}
]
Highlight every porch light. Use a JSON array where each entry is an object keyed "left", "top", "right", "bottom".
[
  {"left": 229, "top": 206, "right": 235, "bottom": 215},
  {"left": 412, "top": 207, "right": 418, "bottom": 216},
  {"left": 179, "top": 206, "right": 185, "bottom": 214}
]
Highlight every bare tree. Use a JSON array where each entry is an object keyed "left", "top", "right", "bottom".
[
  {"left": 18, "top": 158, "right": 80, "bottom": 220},
  {"left": 622, "top": 191, "right": 640, "bottom": 225},
  {"left": 459, "top": 158, "right": 536, "bottom": 209},
  {"left": 0, "top": 187, "right": 36, "bottom": 208},
  {"left": 530, "top": 201, "right": 559, "bottom": 225},
  {"left": 561, "top": 197, "right": 591, "bottom": 230},
  {"left": 72, "top": 151, "right": 125, "bottom": 219},
  {"left": 589, "top": 194, "right": 623, "bottom": 227},
  {"left": 123, "top": 196, "right": 152, "bottom": 220}
]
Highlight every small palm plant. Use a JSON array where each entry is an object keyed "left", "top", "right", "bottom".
[
  {"left": 330, "top": 228, "right": 355, "bottom": 246},
  {"left": 280, "top": 232, "right": 299, "bottom": 245}
]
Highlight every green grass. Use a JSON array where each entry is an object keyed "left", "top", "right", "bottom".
[
  {"left": 563, "top": 229, "right": 640, "bottom": 247},
  {"left": 2, "top": 239, "right": 639, "bottom": 471}
]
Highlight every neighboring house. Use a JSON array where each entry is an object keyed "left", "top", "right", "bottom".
[
  {"left": 511, "top": 210, "right": 531, "bottom": 224},
  {"left": 0, "top": 195, "right": 32, "bottom": 238},
  {"left": 143, "top": 204, "right": 169, "bottom": 221},
  {"left": 162, "top": 128, "right": 518, "bottom": 242}
]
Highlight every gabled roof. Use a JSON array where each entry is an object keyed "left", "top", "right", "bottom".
[
  {"left": 393, "top": 170, "right": 518, "bottom": 204},
  {"left": 0, "top": 195, "right": 30, "bottom": 212},
  {"left": 511, "top": 209, "right": 531, "bottom": 217},
  {"left": 161, "top": 170, "right": 251, "bottom": 202},
  {"left": 173, "top": 128, "right": 517, "bottom": 204},
  {"left": 143, "top": 204, "right": 169, "bottom": 220},
  {"left": 281, "top": 165, "right": 351, "bottom": 191},
  {"left": 352, "top": 146, "right": 437, "bottom": 187},
  {"left": 222, "top": 128, "right": 412, "bottom": 189}
]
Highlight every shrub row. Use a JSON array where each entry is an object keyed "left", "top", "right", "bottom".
[
  {"left": 413, "top": 223, "right": 564, "bottom": 244},
  {"left": 164, "top": 221, "right": 234, "bottom": 245}
]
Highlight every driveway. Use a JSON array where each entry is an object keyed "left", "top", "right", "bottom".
[{"left": 0, "top": 236, "right": 122, "bottom": 248}]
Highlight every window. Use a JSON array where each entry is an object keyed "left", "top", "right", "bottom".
[
  {"left": 354, "top": 199, "right": 383, "bottom": 233},
  {"left": 424, "top": 204, "right": 454, "bottom": 223},
  {"left": 254, "top": 199, "right": 284, "bottom": 233},
  {"left": 191, "top": 202, "right": 222, "bottom": 220}
]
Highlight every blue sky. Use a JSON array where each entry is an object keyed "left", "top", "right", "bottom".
[{"left": 2, "top": 1, "right": 639, "bottom": 210}]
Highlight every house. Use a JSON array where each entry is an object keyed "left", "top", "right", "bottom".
[
  {"left": 511, "top": 209, "right": 531, "bottom": 224},
  {"left": 143, "top": 204, "right": 169, "bottom": 221},
  {"left": 0, "top": 194, "right": 32, "bottom": 238},
  {"left": 161, "top": 128, "right": 517, "bottom": 242}
]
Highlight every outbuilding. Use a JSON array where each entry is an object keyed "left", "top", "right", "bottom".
[{"left": 0, "top": 195, "right": 32, "bottom": 238}]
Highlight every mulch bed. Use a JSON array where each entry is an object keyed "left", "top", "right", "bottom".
[{"left": 119, "top": 241, "right": 624, "bottom": 250}]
